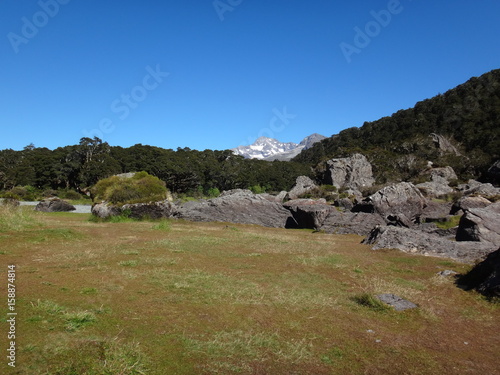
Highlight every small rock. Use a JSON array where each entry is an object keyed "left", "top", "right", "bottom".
[
  {"left": 35, "top": 198, "right": 76, "bottom": 212},
  {"left": 375, "top": 293, "right": 418, "bottom": 311}
]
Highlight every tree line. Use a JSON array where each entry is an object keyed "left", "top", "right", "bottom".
[{"left": 0, "top": 137, "right": 312, "bottom": 195}]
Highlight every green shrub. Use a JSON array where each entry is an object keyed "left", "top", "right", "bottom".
[
  {"left": 8, "top": 186, "right": 38, "bottom": 201},
  {"left": 92, "top": 172, "right": 168, "bottom": 205},
  {"left": 60, "top": 190, "right": 82, "bottom": 200},
  {"left": 206, "top": 187, "right": 221, "bottom": 198}
]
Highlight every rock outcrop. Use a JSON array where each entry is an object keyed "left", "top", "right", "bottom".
[
  {"left": 286, "top": 176, "right": 318, "bottom": 200},
  {"left": 416, "top": 167, "right": 457, "bottom": 197},
  {"left": 35, "top": 198, "right": 76, "bottom": 212},
  {"left": 457, "top": 180, "right": 500, "bottom": 198},
  {"left": 319, "top": 211, "right": 386, "bottom": 236},
  {"left": 91, "top": 203, "right": 123, "bottom": 218},
  {"left": 450, "top": 196, "right": 492, "bottom": 215},
  {"left": 283, "top": 199, "right": 334, "bottom": 229},
  {"left": 175, "top": 189, "right": 293, "bottom": 228},
  {"left": 456, "top": 202, "right": 500, "bottom": 246},
  {"left": 353, "top": 182, "right": 427, "bottom": 226},
  {"left": 430, "top": 133, "right": 460, "bottom": 156},
  {"left": 323, "top": 154, "right": 375, "bottom": 191},
  {"left": 122, "top": 201, "right": 175, "bottom": 220},
  {"left": 364, "top": 225, "right": 493, "bottom": 262}
]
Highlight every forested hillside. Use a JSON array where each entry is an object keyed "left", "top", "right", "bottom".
[
  {"left": 0, "top": 139, "right": 311, "bottom": 195},
  {"left": 294, "top": 69, "right": 500, "bottom": 183}
]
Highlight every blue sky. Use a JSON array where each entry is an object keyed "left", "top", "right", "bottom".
[{"left": 1, "top": 0, "right": 499, "bottom": 151}]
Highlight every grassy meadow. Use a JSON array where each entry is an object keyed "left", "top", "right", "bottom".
[{"left": 0, "top": 205, "right": 499, "bottom": 374}]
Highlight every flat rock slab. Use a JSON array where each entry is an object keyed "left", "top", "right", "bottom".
[{"left": 376, "top": 294, "right": 418, "bottom": 311}]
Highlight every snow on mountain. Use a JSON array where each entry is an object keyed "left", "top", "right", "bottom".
[{"left": 231, "top": 134, "right": 326, "bottom": 161}]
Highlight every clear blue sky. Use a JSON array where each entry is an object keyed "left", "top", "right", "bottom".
[{"left": 1, "top": 0, "right": 499, "bottom": 151}]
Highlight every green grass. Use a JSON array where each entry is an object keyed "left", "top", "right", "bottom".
[
  {"left": 3, "top": 212, "right": 499, "bottom": 374},
  {"left": 0, "top": 205, "right": 41, "bottom": 232},
  {"left": 435, "top": 215, "right": 462, "bottom": 230}
]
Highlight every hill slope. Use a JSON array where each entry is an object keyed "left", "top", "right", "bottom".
[{"left": 294, "top": 69, "right": 500, "bottom": 183}]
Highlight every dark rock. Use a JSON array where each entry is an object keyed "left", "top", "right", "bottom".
[
  {"left": 176, "top": 189, "right": 293, "bottom": 228},
  {"left": 450, "top": 196, "right": 492, "bottom": 215},
  {"left": 35, "top": 198, "right": 76, "bottom": 212},
  {"left": 364, "top": 225, "right": 493, "bottom": 262},
  {"left": 456, "top": 202, "right": 500, "bottom": 246},
  {"left": 335, "top": 197, "right": 354, "bottom": 211},
  {"left": 457, "top": 248, "right": 500, "bottom": 297},
  {"left": 376, "top": 294, "right": 418, "bottom": 311},
  {"left": 286, "top": 176, "right": 318, "bottom": 200},
  {"left": 487, "top": 160, "right": 500, "bottom": 185},
  {"left": 323, "top": 154, "right": 375, "bottom": 191},
  {"left": 284, "top": 199, "right": 333, "bottom": 229},
  {"left": 319, "top": 211, "right": 385, "bottom": 236},
  {"left": 122, "top": 201, "right": 175, "bottom": 219},
  {"left": 353, "top": 182, "right": 427, "bottom": 225}
]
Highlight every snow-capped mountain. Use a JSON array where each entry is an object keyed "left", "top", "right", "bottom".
[{"left": 231, "top": 133, "right": 326, "bottom": 161}]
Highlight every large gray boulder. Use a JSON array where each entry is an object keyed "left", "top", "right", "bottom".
[
  {"left": 416, "top": 179, "right": 454, "bottom": 197},
  {"left": 323, "top": 154, "right": 375, "bottom": 191},
  {"left": 286, "top": 176, "right": 318, "bottom": 200},
  {"left": 416, "top": 166, "right": 457, "bottom": 197},
  {"left": 175, "top": 189, "right": 293, "bottom": 228},
  {"left": 364, "top": 225, "right": 493, "bottom": 262},
  {"left": 458, "top": 247, "right": 500, "bottom": 297},
  {"left": 353, "top": 182, "right": 427, "bottom": 226},
  {"left": 283, "top": 199, "right": 334, "bottom": 229},
  {"left": 91, "top": 202, "right": 122, "bottom": 218},
  {"left": 36, "top": 198, "right": 75, "bottom": 213},
  {"left": 456, "top": 202, "right": 500, "bottom": 246}
]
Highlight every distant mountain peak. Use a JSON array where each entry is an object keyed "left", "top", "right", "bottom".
[{"left": 231, "top": 134, "right": 325, "bottom": 161}]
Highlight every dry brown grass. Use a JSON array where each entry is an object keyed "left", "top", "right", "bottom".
[{"left": 0, "top": 211, "right": 498, "bottom": 374}]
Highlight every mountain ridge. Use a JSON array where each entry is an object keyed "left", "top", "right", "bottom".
[{"left": 231, "top": 133, "right": 326, "bottom": 161}]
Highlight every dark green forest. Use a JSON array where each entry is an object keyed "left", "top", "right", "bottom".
[
  {"left": 0, "top": 138, "right": 311, "bottom": 196},
  {"left": 1, "top": 69, "right": 499, "bottom": 199},
  {"left": 294, "top": 69, "right": 500, "bottom": 183}
]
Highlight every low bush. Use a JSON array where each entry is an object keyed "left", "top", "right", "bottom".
[{"left": 92, "top": 172, "right": 168, "bottom": 205}]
